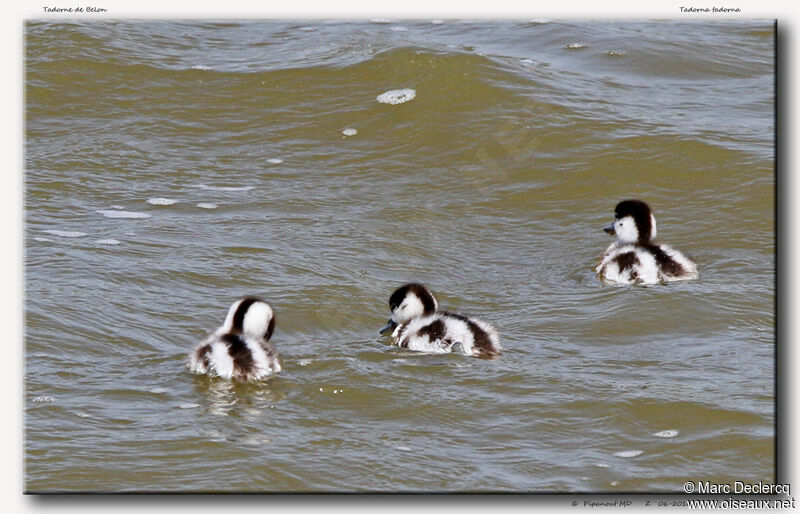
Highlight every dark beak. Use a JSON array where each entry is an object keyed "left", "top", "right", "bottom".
[
  {"left": 379, "top": 319, "right": 398, "bottom": 335},
  {"left": 603, "top": 222, "right": 615, "bottom": 235}
]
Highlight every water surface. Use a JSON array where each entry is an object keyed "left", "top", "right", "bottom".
[{"left": 24, "top": 19, "right": 775, "bottom": 492}]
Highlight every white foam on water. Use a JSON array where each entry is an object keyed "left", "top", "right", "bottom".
[
  {"left": 520, "top": 58, "right": 534, "bottom": 64},
  {"left": 147, "top": 198, "right": 178, "bottom": 205},
  {"left": 76, "top": 411, "right": 91, "bottom": 418},
  {"left": 297, "top": 26, "right": 316, "bottom": 32},
  {"left": 178, "top": 403, "right": 200, "bottom": 409},
  {"left": 44, "top": 230, "right": 87, "bottom": 238},
  {"left": 150, "top": 387, "right": 168, "bottom": 394},
  {"left": 109, "top": 205, "right": 125, "bottom": 210},
  {"left": 594, "top": 463, "right": 610, "bottom": 468},
  {"left": 565, "top": 43, "right": 586, "bottom": 49},
  {"left": 396, "top": 446, "right": 412, "bottom": 452},
  {"left": 390, "top": 26, "right": 408, "bottom": 32},
  {"left": 32, "top": 395, "right": 54, "bottom": 403},
  {"left": 654, "top": 430, "right": 679, "bottom": 438},
  {"left": 267, "top": 158, "right": 283, "bottom": 164},
  {"left": 607, "top": 50, "right": 626, "bottom": 56},
  {"left": 33, "top": 237, "right": 53, "bottom": 242},
  {"left": 298, "top": 359, "right": 312, "bottom": 367},
  {"left": 377, "top": 88, "right": 416, "bottom": 105},
  {"left": 431, "top": 19, "right": 444, "bottom": 24},
  {"left": 197, "top": 184, "right": 254, "bottom": 192},
  {"left": 197, "top": 203, "right": 218, "bottom": 209},
  {"left": 191, "top": 65, "right": 210, "bottom": 70},
  {"left": 96, "top": 239, "right": 121, "bottom": 245},
  {"left": 342, "top": 128, "right": 357, "bottom": 136},
  {"left": 614, "top": 450, "right": 643, "bottom": 458},
  {"left": 96, "top": 210, "right": 151, "bottom": 219}
]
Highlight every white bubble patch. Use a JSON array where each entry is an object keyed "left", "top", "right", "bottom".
[
  {"left": 614, "top": 450, "right": 643, "bottom": 458},
  {"left": 96, "top": 239, "right": 121, "bottom": 245},
  {"left": 197, "top": 203, "right": 218, "bottom": 209},
  {"left": 147, "top": 198, "right": 178, "bottom": 206},
  {"left": 267, "top": 158, "right": 283, "bottom": 164},
  {"left": 44, "top": 230, "right": 87, "bottom": 238},
  {"left": 654, "top": 430, "right": 679, "bottom": 438},
  {"left": 377, "top": 88, "right": 416, "bottom": 105},
  {"left": 96, "top": 210, "right": 151, "bottom": 219},
  {"left": 197, "top": 184, "right": 253, "bottom": 192},
  {"left": 565, "top": 43, "right": 586, "bottom": 49},
  {"left": 342, "top": 128, "right": 357, "bottom": 136}
]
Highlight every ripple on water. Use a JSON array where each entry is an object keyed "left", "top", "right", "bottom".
[
  {"left": 197, "top": 203, "right": 218, "bottom": 209},
  {"left": 377, "top": 88, "right": 416, "bottom": 105},
  {"left": 96, "top": 210, "right": 151, "bottom": 219},
  {"left": 147, "top": 198, "right": 178, "bottom": 206},
  {"left": 43, "top": 230, "right": 87, "bottom": 238},
  {"left": 95, "top": 239, "right": 121, "bottom": 245},
  {"left": 196, "top": 184, "right": 254, "bottom": 192}
]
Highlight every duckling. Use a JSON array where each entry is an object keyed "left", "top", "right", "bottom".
[
  {"left": 188, "top": 297, "right": 280, "bottom": 381},
  {"left": 596, "top": 200, "right": 698, "bottom": 284},
  {"left": 379, "top": 283, "right": 501, "bottom": 358}
]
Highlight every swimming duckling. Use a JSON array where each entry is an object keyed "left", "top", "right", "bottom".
[
  {"left": 596, "top": 200, "right": 697, "bottom": 284},
  {"left": 188, "top": 297, "right": 280, "bottom": 381},
  {"left": 379, "top": 283, "right": 501, "bottom": 358}
]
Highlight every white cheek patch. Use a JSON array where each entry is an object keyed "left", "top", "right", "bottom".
[
  {"left": 393, "top": 294, "right": 425, "bottom": 325},
  {"left": 242, "top": 302, "right": 273, "bottom": 339},
  {"left": 614, "top": 216, "right": 639, "bottom": 244}
]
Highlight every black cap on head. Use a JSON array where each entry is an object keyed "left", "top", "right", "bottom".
[
  {"left": 614, "top": 199, "right": 654, "bottom": 242},
  {"left": 231, "top": 296, "right": 275, "bottom": 340},
  {"left": 388, "top": 283, "right": 437, "bottom": 315}
]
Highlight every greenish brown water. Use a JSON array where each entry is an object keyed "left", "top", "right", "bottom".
[{"left": 24, "top": 19, "right": 774, "bottom": 492}]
